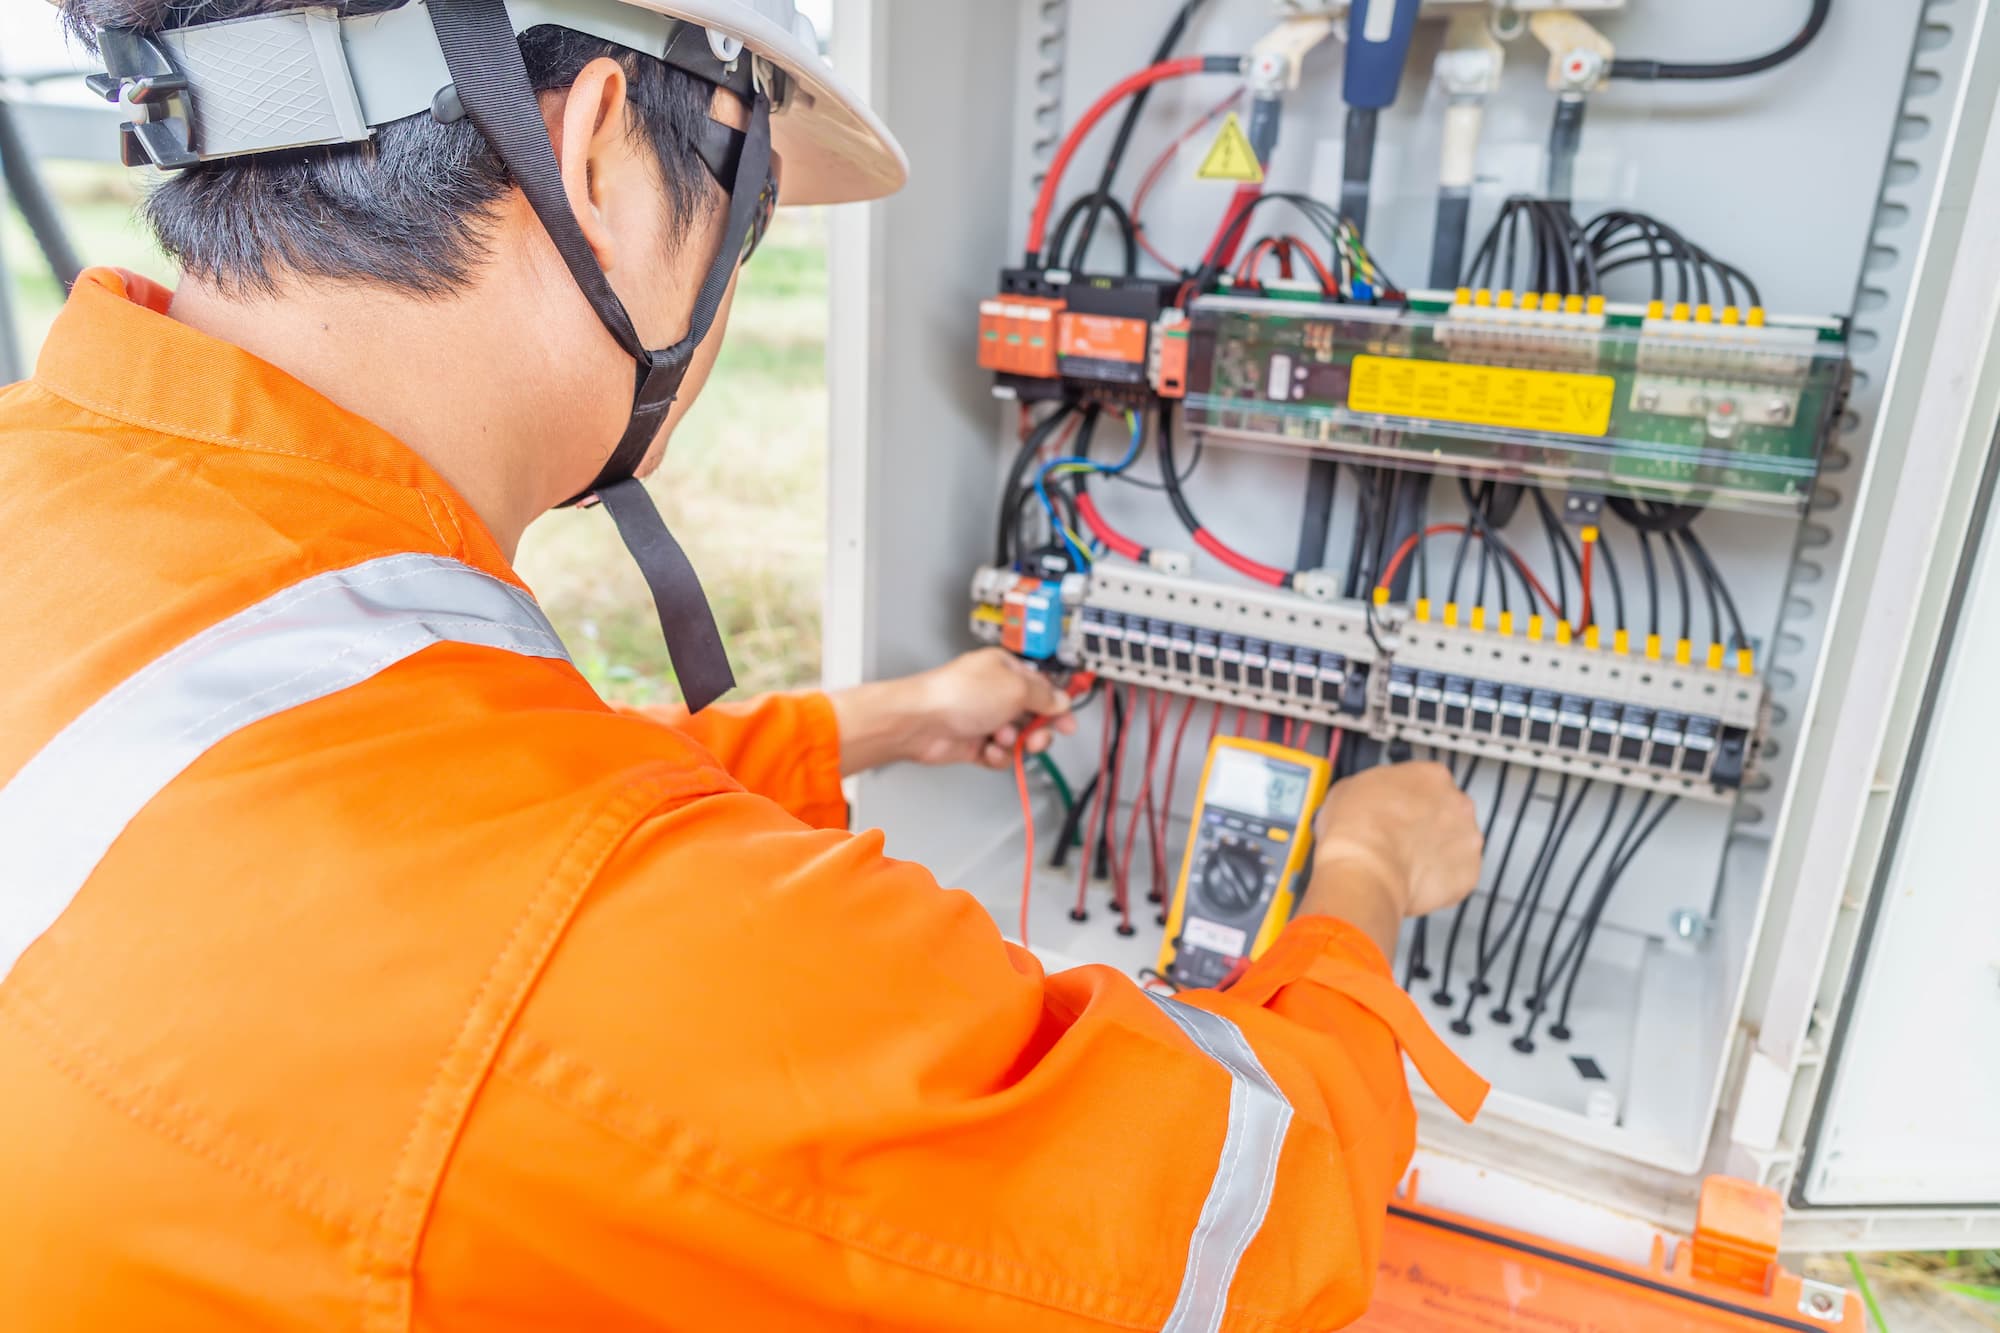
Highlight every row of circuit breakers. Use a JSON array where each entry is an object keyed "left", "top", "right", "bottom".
[{"left": 972, "top": 564, "right": 1766, "bottom": 802}]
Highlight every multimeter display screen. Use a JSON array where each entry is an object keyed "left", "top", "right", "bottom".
[{"left": 1205, "top": 749, "right": 1314, "bottom": 824}]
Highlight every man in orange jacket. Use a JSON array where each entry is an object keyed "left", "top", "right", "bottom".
[{"left": 0, "top": 1, "right": 1488, "bottom": 1328}]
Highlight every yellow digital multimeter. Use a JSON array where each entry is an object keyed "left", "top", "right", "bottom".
[{"left": 1159, "top": 736, "right": 1332, "bottom": 989}]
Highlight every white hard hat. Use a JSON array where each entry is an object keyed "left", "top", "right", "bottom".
[
  {"left": 642, "top": 0, "right": 906, "bottom": 205},
  {"left": 79, "top": 0, "right": 907, "bottom": 208}
]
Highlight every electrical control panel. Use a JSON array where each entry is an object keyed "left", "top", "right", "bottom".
[
  {"left": 1184, "top": 292, "right": 1852, "bottom": 516},
  {"left": 834, "top": 0, "right": 2000, "bottom": 1255}
]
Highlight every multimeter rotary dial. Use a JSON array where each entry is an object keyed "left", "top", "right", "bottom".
[{"left": 1197, "top": 839, "right": 1270, "bottom": 916}]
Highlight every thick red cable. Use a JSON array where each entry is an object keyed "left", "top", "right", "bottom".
[
  {"left": 1074, "top": 492, "right": 1146, "bottom": 562},
  {"left": 1026, "top": 58, "right": 1208, "bottom": 262},
  {"left": 1013, "top": 739, "right": 1035, "bottom": 948},
  {"left": 1205, "top": 182, "right": 1264, "bottom": 272},
  {"left": 1193, "top": 528, "right": 1288, "bottom": 588}
]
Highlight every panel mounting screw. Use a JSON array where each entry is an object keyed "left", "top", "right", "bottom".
[
  {"left": 1668, "top": 909, "right": 1712, "bottom": 944},
  {"left": 1636, "top": 387, "right": 1660, "bottom": 410},
  {"left": 1767, "top": 398, "right": 1793, "bottom": 422}
]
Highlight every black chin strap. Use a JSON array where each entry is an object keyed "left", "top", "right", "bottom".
[{"left": 427, "top": 0, "right": 771, "bottom": 711}]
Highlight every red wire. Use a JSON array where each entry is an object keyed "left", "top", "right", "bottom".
[
  {"left": 1013, "top": 739, "right": 1035, "bottom": 948},
  {"left": 1132, "top": 88, "right": 1243, "bottom": 272},
  {"left": 1576, "top": 538, "right": 1596, "bottom": 637},
  {"left": 1026, "top": 58, "right": 1209, "bottom": 261},
  {"left": 1283, "top": 718, "right": 1296, "bottom": 747},
  {"left": 1205, "top": 700, "right": 1224, "bottom": 749},
  {"left": 1204, "top": 182, "right": 1265, "bottom": 273},
  {"left": 1374, "top": 522, "right": 1565, "bottom": 620},
  {"left": 1193, "top": 528, "right": 1287, "bottom": 588},
  {"left": 1152, "top": 695, "right": 1198, "bottom": 905},
  {"left": 1075, "top": 492, "right": 1146, "bottom": 562},
  {"left": 1235, "top": 708, "right": 1249, "bottom": 737},
  {"left": 1074, "top": 694, "right": 1119, "bottom": 916},
  {"left": 1117, "top": 688, "right": 1163, "bottom": 930}
]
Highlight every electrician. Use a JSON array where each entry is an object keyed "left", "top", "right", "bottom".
[{"left": 0, "top": 0, "right": 1488, "bottom": 1326}]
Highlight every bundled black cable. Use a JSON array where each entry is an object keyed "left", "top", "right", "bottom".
[
  {"left": 1611, "top": 0, "right": 1832, "bottom": 82},
  {"left": 1065, "top": 0, "right": 1210, "bottom": 271}
]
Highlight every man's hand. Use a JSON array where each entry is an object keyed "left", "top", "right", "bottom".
[
  {"left": 830, "top": 648, "right": 1080, "bottom": 776},
  {"left": 1298, "top": 762, "right": 1483, "bottom": 961}
]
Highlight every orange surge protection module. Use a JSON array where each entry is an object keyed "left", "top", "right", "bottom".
[{"left": 1352, "top": 1175, "right": 1862, "bottom": 1331}]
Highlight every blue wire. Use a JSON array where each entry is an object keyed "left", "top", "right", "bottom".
[{"left": 1034, "top": 410, "right": 1145, "bottom": 567}]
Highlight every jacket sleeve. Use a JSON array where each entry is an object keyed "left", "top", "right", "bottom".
[
  {"left": 623, "top": 691, "right": 847, "bottom": 829},
  {"left": 418, "top": 784, "right": 1488, "bottom": 1333}
]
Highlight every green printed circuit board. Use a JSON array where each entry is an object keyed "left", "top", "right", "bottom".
[{"left": 1181, "top": 293, "right": 1852, "bottom": 517}]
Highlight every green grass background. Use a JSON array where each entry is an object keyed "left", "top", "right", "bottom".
[{"left": 2, "top": 163, "right": 827, "bottom": 706}]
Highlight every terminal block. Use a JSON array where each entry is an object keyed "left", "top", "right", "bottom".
[
  {"left": 1182, "top": 290, "right": 1852, "bottom": 516},
  {"left": 1381, "top": 608, "right": 1766, "bottom": 800}
]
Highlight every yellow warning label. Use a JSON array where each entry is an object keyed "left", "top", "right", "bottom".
[
  {"left": 1196, "top": 112, "right": 1265, "bottom": 183},
  {"left": 1348, "top": 355, "right": 1616, "bottom": 438}
]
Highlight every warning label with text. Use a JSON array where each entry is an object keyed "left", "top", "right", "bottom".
[{"left": 1348, "top": 355, "right": 1617, "bottom": 439}]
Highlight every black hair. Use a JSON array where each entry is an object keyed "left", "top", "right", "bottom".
[{"left": 60, "top": 0, "right": 718, "bottom": 296}]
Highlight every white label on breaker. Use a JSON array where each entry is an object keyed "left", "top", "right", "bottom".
[{"left": 1185, "top": 917, "right": 1250, "bottom": 958}]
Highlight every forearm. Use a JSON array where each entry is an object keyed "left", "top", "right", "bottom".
[
  {"left": 1300, "top": 853, "right": 1405, "bottom": 962},
  {"left": 826, "top": 677, "right": 927, "bottom": 777}
]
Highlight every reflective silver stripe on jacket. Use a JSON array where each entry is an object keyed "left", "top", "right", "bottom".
[
  {"left": 1148, "top": 993, "right": 1294, "bottom": 1333},
  {"left": 0, "top": 553, "right": 570, "bottom": 984}
]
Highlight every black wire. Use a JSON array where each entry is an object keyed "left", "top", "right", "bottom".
[
  {"left": 998, "top": 404, "right": 1077, "bottom": 567},
  {"left": 1519, "top": 786, "right": 1626, "bottom": 1050},
  {"left": 1637, "top": 529, "right": 1661, "bottom": 639},
  {"left": 1661, "top": 526, "right": 1692, "bottom": 645},
  {"left": 1611, "top": 0, "right": 1832, "bottom": 81},
  {"left": 1433, "top": 762, "right": 1512, "bottom": 1007},
  {"left": 1592, "top": 528, "right": 1628, "bottom": 632},
  {"left": 1536, "top": 492, "right": 1571, "bottom": 622},
  {"left": 1552, "top": 797, "right": 1680, "bottom": 1037},
  {"left": 1677, "top": 530, "right": 1722, "bottom": 647},
  {"left": 1680, "top": 529, "right": 1749, "bottom": 650},
  {"left": 1048, "top": 192, "right": 1139, "bottom": 276},
  {"left": 1459, "top": 768, "right": 1542, "bottom": 1025},
  {"left": 1491, "top": 778, "right": 1592, "bottom": 1024},
  {"left": 1066, "top": 0, "right": 1209, "bottom": 271}
]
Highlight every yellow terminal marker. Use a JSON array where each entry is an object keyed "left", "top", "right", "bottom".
[
  {"left": 1499, "top": 611, "right": 1515, "bottom": 636},
  {"left": 1613, "top": 628, "right": 1631, "bottom": 656},
  {"left": 1748, "top": 307, "right": 1767, "bottom": 328},
  {"left": 1645, "top": 633, "right": 1663, "bottom": 661},
  {"left": 1470, "top": 606, "right": 1488, "bottom": 631},
  {"left": 1694, "top": 303, "right": 1715, "bottom": 324},
  {"left": 1372, "top": 586, "right": 1390, "bottom": 608},
  {"left": 1443, "top": 602, "right": 1461, "bottom": 627},
  {"left": 1737, "top": 647, "right": 1756, "bottom": 676},
  {"left": 1542, "top": 292, "right": 1563, "bottom": 313},
  {"left": 1586, "top": 294, "right": 1607, "bottom": 316},
  {"left": 1528, "top": 614, "right": 1546, "bottom": 641},
  {"left": 1580, "top": 524, "right": 1601, "bottom": 544},
  {"left": 1584, "top": 625, "right": 1602, "bottom": 651},
  {"left": 1497, "top": 290, "right": 1517, "bottom": 309},
  {"left": 1455, "top": 286, "right": 1472, "bottom": 306},
  {"left": 1519, "top": 293, "right": 1540, "bottom": 312},
  {"left": 1474, "top": 288, "right": 1493, "bottom": 307},
  {"left": 1721, "top": 306, "right": 1742, "bottom": 326},
  {"left": 1555, "top": 622, "right": 1574, "bottom": 646},
  {"left": 1672, "top": 302, "right": 1692, "bottom": 322},
  {"left": 1647, "top": 299, "right": 1666, "bottom": 320},
  {"left": 1674, "top": 639, "right": 1694, "bottom": 666},
  {"left": 1563, "top": 294, "right": 1585, "bottom": 316},
  {"left": 1706, "top": 643, "right": 1727, "bottom": 671},
  {"left": 1415, "top": 597, "right": 1433, "bottom": 622}
]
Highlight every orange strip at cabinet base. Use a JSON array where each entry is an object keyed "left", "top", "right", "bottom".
[{"left": 1350, "top": 1177, "right": 1862, "bottom": 1332}]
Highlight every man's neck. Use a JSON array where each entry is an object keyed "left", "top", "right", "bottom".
[{"left": 167, "top": 270, "right": 611, "bottom": 560}]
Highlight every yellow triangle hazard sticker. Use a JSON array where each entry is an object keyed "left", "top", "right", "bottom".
[{"left": 1196, "top": 112, "right": 1264, "bottom": 183}]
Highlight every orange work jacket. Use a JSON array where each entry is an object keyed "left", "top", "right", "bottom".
[{"left": 0, "top": 269, "right": 1485, "bottom": 1331}]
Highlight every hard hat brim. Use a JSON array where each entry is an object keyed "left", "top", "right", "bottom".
[{"left": 630, "top": 0, "right": 907, "bottom": 206}]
